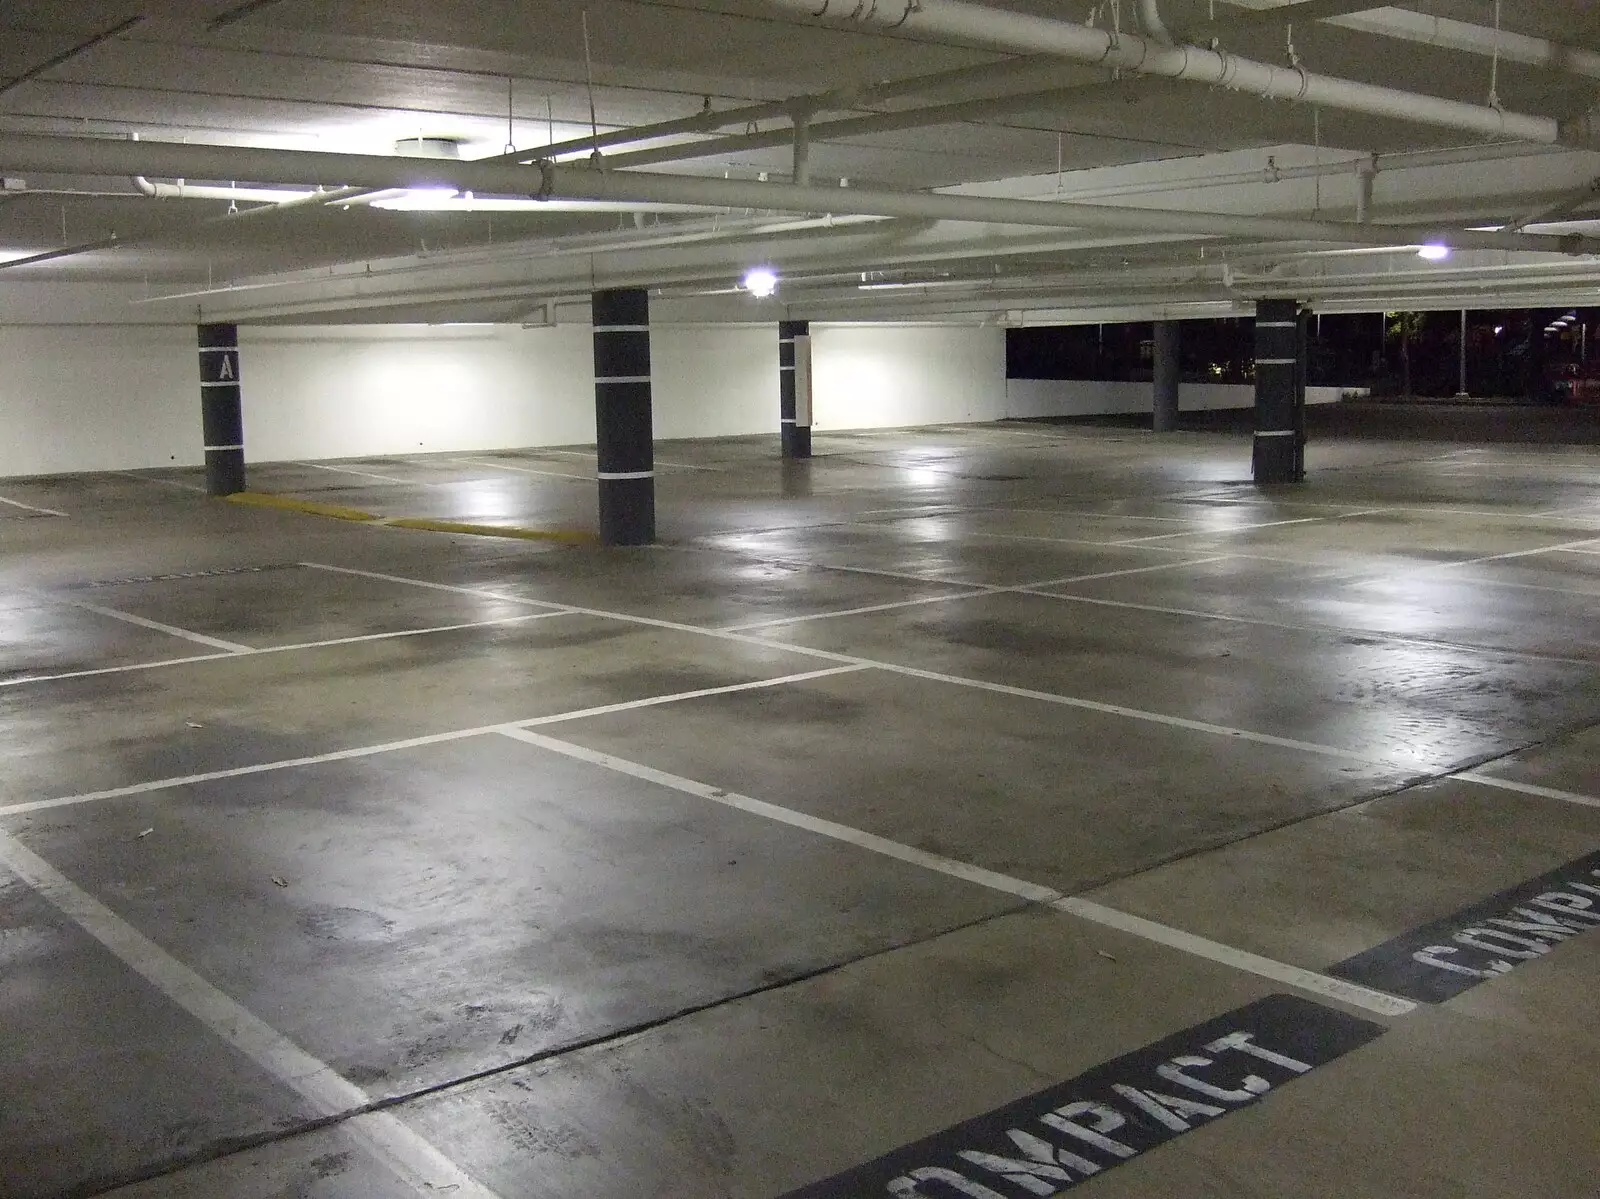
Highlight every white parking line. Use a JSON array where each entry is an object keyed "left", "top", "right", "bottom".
[
  {"left": 114, "top": 471, "right": 206, "bottom": 494},
  {"left": 62, "top": 599, "right": 254, "bottom": 653},
  {"left": 0, "top": 611, "right": 575, "bottom": 689},
  {"left": 0, "top": 493, "right": 67, "bottom": 517},
  {"left": 293, "top": 461, "right": 412, "bottom": 484},
  {"left": 720, "top": 558, "right": 1230, "bottom": 632},
  {"left": 1038, "top": 556, "right": 1235, "bottom": 586},
  {"left": 535, "top": 448, "right": 721, "bottom": 471},
  {"left": 1438, "top": 537, "right": 1600, "bottom": 568},
  {"left": 0, "top": 831, "right": 504, "bottom": 1199},
  {"left": 453, "top": 457, "right": 591, "bottom": 482},
  {"left": 1110, "top": 509, "right": 1389, "bottom": 545},
  {"left": 494, "top": 727, "right": 1413, "bottom": 1017},
  {"left": 722, "top": 590, "right": 991, "bottom": 632},
  {"left": 301, "top": 562, "right": 1389, "bottom": 765},
  {"left": 1009, "top": 588, "right": 1597, "bottom": 668},
  {"left": 0, "top": 665, "right": 867, "bottom": 818},
  {"left": 1458, "top": 772, "right": 1600, "bottom": 810},
  {"left": 1053, "top": 898, "right": 1415, "bottom": 1016}
]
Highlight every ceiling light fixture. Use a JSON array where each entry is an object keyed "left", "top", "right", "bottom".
[
  {"left": 743, "top": 267, "right": 778, "bottom": 298},
  {"left": 1415, "top": 244, "right": 1450, "bottom": 261}
]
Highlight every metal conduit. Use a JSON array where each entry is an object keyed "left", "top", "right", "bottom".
[
  {"left": 745, "top": 0, "right": 1596, "bottom": 149},
  {"left": 0, "top": 134, "right": 1591, "bottom": 258}
]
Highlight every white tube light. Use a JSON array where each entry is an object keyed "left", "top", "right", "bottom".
[
  {"left": 1416, "top": 243, "right": 1451, "bottom": 260},
  {"left": 367, "top": 190, "right": 706, "bottom": 213}
]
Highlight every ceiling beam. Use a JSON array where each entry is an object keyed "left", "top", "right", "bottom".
[
  {"left": 0, "top": 16, "right": 144, "bottom": 101},
  {"left": 0, "top": 134, "right": 1589, "bottom": 257}
]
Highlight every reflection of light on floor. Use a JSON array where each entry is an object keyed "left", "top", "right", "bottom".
[{"left": 450, "top": 479, "right": 537, "bottom": 521}]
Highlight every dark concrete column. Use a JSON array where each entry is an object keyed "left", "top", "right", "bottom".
[
  {"left": 1152, "top": 319, "right": 1181, "bottom": 433},
  {"left": 779, "top": 319, "right": 813, "bottom": 459},
  {"left": 592, "top": 287, "right": 655, "bottom": 545},
  {"left": 197, "top": 323, "right": 245, "bottom": 496},
  {"left": 1252, "top": 299, "right": 1306, "bottom": 485}
]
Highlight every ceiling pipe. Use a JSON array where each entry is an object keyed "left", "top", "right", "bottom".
[
  {"left": 597, "top": 77, "right": 1169, "bottom": 170},
  {"left": 1506, "top": 177, "right": 1600, "bottom": 232},
  {"left": 1326, "top": 9, "right": 1600, "bottom": 83},
  {"left": 132, "top": 176, "right": 315, "bottom": 204},
  {"left": 0, "top": 134, "right": 1590, "bottom": 257},
  {"left": 964, "top": 142, "right": 1571, "bottom": 205},
  {"left": 744, "top": 0, "right": 1591, "bottom": 148},
  {"left": 503, "top": 53, "right": 1065, "bottom": 163},
  {"left": 1136, "top": 0, "right": 1174, "bottom": 45}
]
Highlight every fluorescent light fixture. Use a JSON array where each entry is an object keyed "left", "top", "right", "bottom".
[
  {"left": 743, "top": 267, "right": 778, "bottom": 298},
  {"left": 1416, "top": 244, "right": 1450, "bottom": 261},
  {"left": 367, "top": 187, "right": 461, "bottom": 210}
]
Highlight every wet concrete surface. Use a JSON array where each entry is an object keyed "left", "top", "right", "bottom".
[{"left": 2, "top": 420, "right": 1599, "bottom": 1197}]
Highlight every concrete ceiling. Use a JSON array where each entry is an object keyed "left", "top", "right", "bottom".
[{"left": 1, "top": 0, "right": 1598, "bottom": 322}]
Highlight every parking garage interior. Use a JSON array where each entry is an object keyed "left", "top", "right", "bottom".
[{"left": 3, "top": 2, "right": 1600, "bottom": 1197}]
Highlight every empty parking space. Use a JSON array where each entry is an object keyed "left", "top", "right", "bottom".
[{"left": 4, "top": 424, "right": 1600, "bottom": 1198}]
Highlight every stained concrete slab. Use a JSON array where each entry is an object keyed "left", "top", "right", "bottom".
[
  {"left": 0, "top": 599, "right": 214, "bottom": 683},
  {"left": 393, "top": 908, "right": 1329, "bottom": 1199},
  {"left": 423, "top": 542, "right": 977, "bottom": 629},
  {"left": 1085, "top": 777, "right": 1600, "bottom": 971},
  {"left": 2, "top": 423, "right": 1599, "bottom": 1198},
  {"left": 72, "top": 562, "right": 543, "bottom": 648},
  {"left": 0, "top": 878, "right": 312, "bottom": 1199},
  {"left": 758, "top": 589, "right": 1600, "bottom": 769},
  {"left": 4, "top": 733, "right": 1014, "bottom": 1103},
  {"left": 1467, "top": 725, "right": 1600, "bottom": 804},
  {"left": 1050, "top": 553, "right": 1600, "bottom": 662},
  {"left": 0, "top": 616, "right": 834, "bottom": 802},
  {"left": 696, "top": 520, "right": 1176, "bottom": 586},
  {"left": 530, "top": 666, "right": 1412, "bottom": 892},
  {"left": 95, "top": 1121, "right": 419, "bottom": 1199}
]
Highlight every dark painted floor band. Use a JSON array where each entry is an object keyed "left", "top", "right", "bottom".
[
  {"left": 779, "top": 994, "right": 1384, "bottom": 1198},
  {"left": 1327, "top": 849, "right": 1600, "bottom": 1002}
]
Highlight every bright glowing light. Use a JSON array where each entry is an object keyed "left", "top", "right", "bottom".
[
  {"left": 1416, "top": 244, "right": 1450, "bottom": 261},
  {"left": 1493, "top": 325, "right": 1504, "bottom": 335},
  {"left": 743, "top": 267, "right": 778, "bottom": 298},
  {"left": 368, "top": 187, "right": 461, "bottom": 210}
]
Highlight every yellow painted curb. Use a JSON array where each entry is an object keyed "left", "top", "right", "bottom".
[
  {"left": 225, "top": 492, "right": 381, "bottom": 522},
  {"left": 223, "top": 491, "right": 595, "bottom": 544},
  {"left": 386, "top": 517, "right": 597, "bottom": 544}
]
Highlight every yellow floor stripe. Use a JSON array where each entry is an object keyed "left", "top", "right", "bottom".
[
  {"left": 225, "top": 492, "right": 381, "bottom": 522},
  {"left": 224, "top": 492, "right": 594, "bottom": 544},
  {"left": 385, "top": 517, "right": 596, "bottom": 544}
]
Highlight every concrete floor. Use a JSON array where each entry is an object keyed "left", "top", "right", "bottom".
[{"left": 2, "top": 421, "right": 1598, "bottom": 1198}]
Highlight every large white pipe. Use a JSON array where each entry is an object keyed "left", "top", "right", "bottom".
[
  {"left": 1328, "top": 9, "right": 1600, "bottom": 82},
  {"left": 746, "top": 0, "right": 1594, "bottom": 148},
  {"left": 0, "top": 133, "right": 1592, "bottom": 256},
  {"left": 1137, "top": 0, "right": 1174, "bottom": 44},
  {"left": 133, "top": 177, "right": 316, "bottom": 203}
]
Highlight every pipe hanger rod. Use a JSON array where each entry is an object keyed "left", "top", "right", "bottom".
[{"left": 0, "top": 133, "right": 1589, "bottom": 257}]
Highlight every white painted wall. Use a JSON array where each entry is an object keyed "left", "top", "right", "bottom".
[
  {"left": 811, "top": 325, "right": 1007, "bottom": 430},
  {"left": 652, "top": 325, "right": 776, "bottom": 441},
  {"left": 0, "top": 326, "right": 199, "bottom": 477},
  {"left": 0, "top": 319, "right": 1009, "bottom": 478},
  {"left": 241, "top": 323, "right": 783, "bottom": 460},
  {"left": 239, "top": 325, "right": 596, "bottom": 462},
  {"left": 1005, "top": 378, "right": 1348, "bottom": 418}
]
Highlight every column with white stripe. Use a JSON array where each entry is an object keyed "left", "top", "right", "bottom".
[
  {"left": 197, "top": 322, "right": 245, "bottom": 496},
  {"left": 1252, "top": 299, "right": 1305, "bottom": 485},
  {"left": 592, "top": 288, "right": 655, "bottom": 545},
  {"left": 778, "top": 319, "right": 813, "bottom": 459}
]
